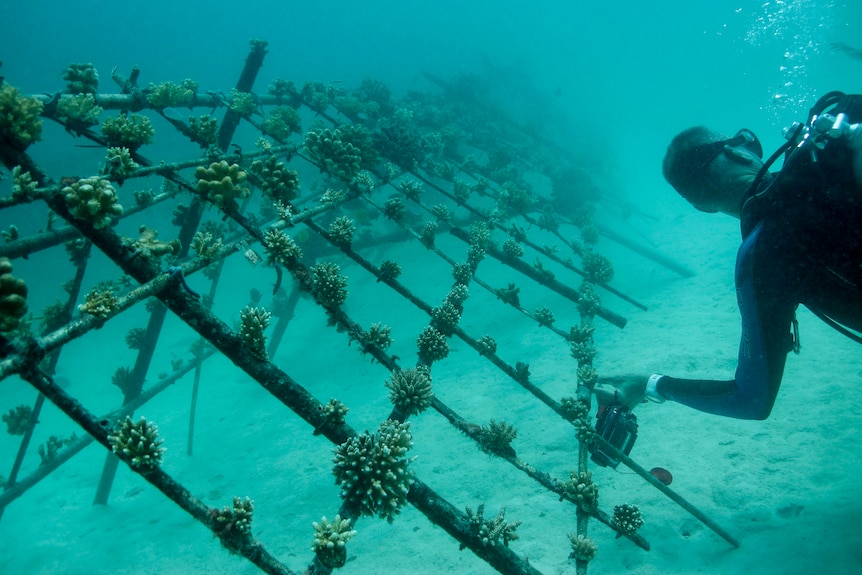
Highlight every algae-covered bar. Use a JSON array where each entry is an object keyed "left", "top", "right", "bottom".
[{"left": 0, "top": 39, "right": 730, "bottom": 575}]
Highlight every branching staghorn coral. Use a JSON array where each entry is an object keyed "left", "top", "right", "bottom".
[
  {"left": 57, "top": 94, "right": 103, "bottom": 129},
  {"left": 310, "top": 262, "right": 348, "bottom": 309},
  {"left": 328, "top": 216, "right": 355, "bottom": 247},
  {"left": 582, "top": 251, "right": 614, "bottom": 284},
  {"left": 62, "top": 177, "right": 123, "bottom": 229},
  {"left": 430, "top": 301, "right": 460, "bottom": 336},
  {"left": 534, "top": 307, "right": 555, "bottom": 327},
  {"left": 464, "top": 504, "right": 521, "bottom": 548},
  {"left": 479, "top": 419, "right": 517, "bottom": 456},
  {"left": 416, "top": 326, "right": 448, "bottom": 366},
  {"left": 376, "top": 260, "right": 402, "bottom": 283},
  {"left": 145, "top": 80, "right": 195, "bottom": 109},
  {"left": 191, "top": 230, "right": 224, "bottom": 261},
  {"left": 101, "top": 113, "right": 154, "bottom": 151},
  {"left": 212, "top": 496, "right": 255, "bottom": 553},
  {"left": 332, "top": 419, "right": 415, "bottom": 522},
  {"left": 107, "top": 416, "right": 166, "bottom": 472},
  {"left": 385, "top": 367, "right": 434, "bottom": 416},
  {"left": 240, "top": 306, "right": 271, "bottom": 361},
  {"left": 312, "top": 515, "right": 356, "bottom": 568},
  {"left": 263, "top": 229, "right": 303, "bottom": 268},
  {"left": 359, "top": 322, "right": 392, "bottom": 355},
  {"left": 419, "top": 221, "right": 438, "bottom": 248}
]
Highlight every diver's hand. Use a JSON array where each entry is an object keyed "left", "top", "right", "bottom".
[{"left": 593, "top": 374, "right": 648, "bottom": 410}]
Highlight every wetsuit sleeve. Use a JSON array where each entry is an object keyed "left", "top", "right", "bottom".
[{"left": 657, "top": 224, "right": 795, "bottom": 419}]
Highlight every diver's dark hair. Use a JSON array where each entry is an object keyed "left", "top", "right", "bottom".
[{"left": 662, "top": 126, "right": 719, "bottom": 206}]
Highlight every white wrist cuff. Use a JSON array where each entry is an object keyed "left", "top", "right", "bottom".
[{"left": 646, "top": 374, "right": 666, "bottom": 403}]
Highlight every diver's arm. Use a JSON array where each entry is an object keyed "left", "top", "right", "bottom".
[{"left": 656, "top": 226, "right": 794, "bottom": 419}]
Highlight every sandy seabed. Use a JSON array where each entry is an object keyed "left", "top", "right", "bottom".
[{"left": 1, "top": 197, "right": 861, "bottom": 575}]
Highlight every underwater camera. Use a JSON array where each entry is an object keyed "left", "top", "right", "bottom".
[{"left": 588, "top": 404, "right": 638, "bottom": 468}]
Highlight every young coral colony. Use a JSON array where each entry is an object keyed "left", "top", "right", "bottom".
[{"left": 0, "top": 53, "right": 694, "bottom": 575}]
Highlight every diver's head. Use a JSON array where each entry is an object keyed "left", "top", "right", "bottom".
[{"left": 663, "top": 126, "right": 764, "bottom": 216}]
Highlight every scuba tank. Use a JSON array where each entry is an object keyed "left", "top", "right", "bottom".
[{"left": 743, "top": 91, "right": 862, "bottom": 212}]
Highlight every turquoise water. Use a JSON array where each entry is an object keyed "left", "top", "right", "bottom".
[{"left": 1, "top": 1, "right": 862, "bottom": 574}]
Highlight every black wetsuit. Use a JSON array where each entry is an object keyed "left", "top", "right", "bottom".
[{"left": 661, "top": 136, "right": 862, "bottom": 419}]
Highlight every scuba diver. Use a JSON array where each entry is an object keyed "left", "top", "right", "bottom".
[{"left": 594, "top": 92, "right": 862, "bottom": 429}]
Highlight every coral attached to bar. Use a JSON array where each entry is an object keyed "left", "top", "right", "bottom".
[
  {"left": 57, "top": 94, "right": 103, "bottom": 129},
  {"left": 103, "top": 147, "right": 138, "bottom": 183},
  {"left": 2, "top": 404, "right": 33, "bottom": 435},
  {"left": 195, "top": 160, "right": 250, "bottom": 213},
  {"left": 360, "top": 322, "right": 392, "bottom": 354},
  {"left": 77, "top": 286, "right": 119, "bottom": 319},
  {"left": 376, "top": 260, "right": 401, "bottom": 283},
  {"left": 250, "top": 155, "right": 300, "bottom": 204},
  {"left": 0, "top": 257, "right": 28, "bottom": 332},
  {"left": 239, "top": 305, "right": 271, "bottom": 361},
  {"left": 562, "top": 470, "right": 598, "bottom": 513},
  {"left": 188, "top": 115, "right": 218, "bottom": 147},
  {"left": 464, "top": 504, "right": 521, "bottom": 548},
  {"left": 228, "top": 90, "right": 256, "bottom": 117},
  {"left": 311, "top": 514, "right": 356, "bottom": 568},
  {"left": 213, "top": 496, "right": 255, "bottom": 552},
  {"left": 62, "top": 177, "right": 123, "bottom": 229},
  {"left": 63, "top": 63, "right": 99, "bottom": 94},
  {"left": 534, "top": 307, "right": 555, "bottom": 327},
  {"left": 129, "top": 225, "right": 180, "bottom": 260},
  {"left": 101, "top": 113, "right": 154, "bottom": 151},
  {"left": 430, "top": 301, "right": 461, "bottom": 336},
  {"left": 263, "top": 229, "right": 303, "bottom": 268},
  {"left": 568, "top": 533, "right": 598, "bottom": 562},
  {"left": 191, "top": 230, "right": 224, "bottom": 261},
  {"left": 107, "top": 416, "right": 166, "bottom": 472},
  {"left": 11, "top": 166, "right": 38, "bottom": 200},
  {"left": 416, "top": 326, "right": 449, "bottom": 365},
  {"left": 310, "top": 262, "right": 348, "bottom": 309},
  {"left": 502, "top": 239, "right": 524, "bottom": 261},
  {"left": 476, "top": 335, "right": 497, "bottom": 356},
  {"left": 145, "top": 81, "right": 195, "bottom": 110},
  {"left": 332, "top": 419, "right": 415, "bottom": 522},
  {"left": 385, "top": 367, "right": 434, "bottom": 416},
  {"left": 38, "top": 434, "right": 77, "bottom": 464},
  {"left": 304, "top": 128, "right": 362, "bottom": 181},
  {"left": 328, "top": 216, "right": 355, "bottom": 247},
  {"left": 261, "top": 106, "right": 301, "bottom": 140},
  {"left": 582, "top": 251, "right": 614, "bottom": 284},
  {"left": 611, "top": 503, "right": 644, "bottom": 537},
  {"left": 0, "top": 84, "right": 43, "bottom": 150},
  {"left": 478, "top": 419, "right": 517, "bottom": 456}
]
